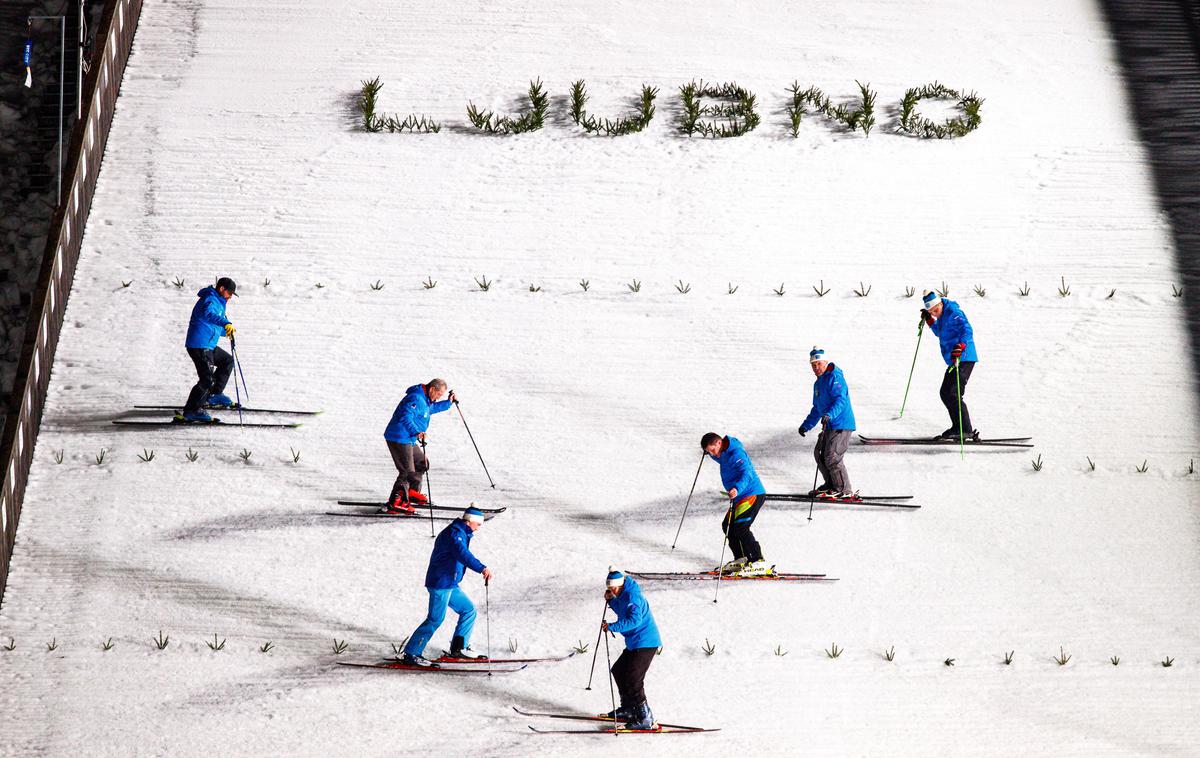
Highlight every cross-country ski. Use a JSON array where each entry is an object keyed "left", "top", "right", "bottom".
[
  {"left": 133, "top": 404, "right": 322, "bottom": 415},
  {"left": 111, "top": 419, "right": 302, "bottom": 429}
]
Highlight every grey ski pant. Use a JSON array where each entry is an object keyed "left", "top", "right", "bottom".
[
  {"left": 815, "top": 429, "right": 853, "bottom": 493},
  {"left": 387, "top": 440, "right": 427, "bottom": 504}
]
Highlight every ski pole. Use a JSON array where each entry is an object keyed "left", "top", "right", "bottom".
[
  {"left": 603, "top": 616, "right": 618, "bottom": 737},
  {"left": 670, "top": 453, "right": 706, "bottom": 550},
  {"left": 899, "top": 322, "right": 924, "bottom": 418},
  {"left": 231, "top": 338, "right": 250, "bottom": 401},
  {"left": 229, "top": 339, "right": 244, "bottom": 427},
  {"left": 485, "top": 577, "right": 492, "bottom": 677},
  {"left": 714, "top": 497, "right": 734, "bottom": 604},
  {"left": 454, "top": 398, "right": 495, "bottom": 489},
  {"left": 420, "top": 439, "right": 434, "bottom": 537},
  {"left": 808, "top": 433, "right": 824, "bottom": 522},
  {"left": 955, "top": 358, "right": 964, "bottom": 459},
  {"left": 585, "top": 598, "right": 608, "bottom": 690}
]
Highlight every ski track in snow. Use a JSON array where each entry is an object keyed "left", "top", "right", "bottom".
[{"left": 1, "top": 0, "right": 1199, "bottom": 755}]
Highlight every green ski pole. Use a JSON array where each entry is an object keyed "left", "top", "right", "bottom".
[{"left": 899, "top": 322, "right": 924, "bottom": 417}]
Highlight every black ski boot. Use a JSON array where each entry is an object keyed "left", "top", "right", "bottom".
[
  {"left": 624, "top": 701, "right": 659, "bottom": 731},
  {"left": 448, "top": 635, "right": 487, "bottom": 660},
  {"left": 399, "top": 653, "right": 435, "bottom": 667},
  {"left": 603, "top": 704, "right": 633, "bottom": 721}
]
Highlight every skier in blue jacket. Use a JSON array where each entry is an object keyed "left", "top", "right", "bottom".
[
  {"left": 381, "top": 380, "right": 456, "bottom": 513},
  {"left": 181, "top": 277, "right": 237, "bottom": 422},
  {"left": 701, "top": 433, "right": 770, "bottom": 576},
  {"left": 601, "top": 569, "right": 661, "bottom": 731},
  {"left": 798, "top": 346, "right": 857, "bottom": 498},
  {"left": 400, "top": 506, "right": 493, "bottom": 666},
  {"left": 920, "top": 290, "right": 979, "bottom": 440}
]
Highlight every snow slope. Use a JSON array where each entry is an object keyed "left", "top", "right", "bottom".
[{"left": 2, "top": 0, "right": 1198, "bottom": 755}]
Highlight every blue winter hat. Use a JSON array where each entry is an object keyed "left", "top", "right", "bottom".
[
  {"left": 922, "top": 290, "right": 941, "bottom": 308},
  {"left": 463, "top": 505, "right": 485, "bottom": 524},
  {"left": 606, "top": 566, "right": 626, "bottom": 587},
  {"left": 809, "top": 346, "right": 827, "bottom": 364}
]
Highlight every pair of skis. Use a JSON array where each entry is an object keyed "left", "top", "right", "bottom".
[
  {"left": 338, "top": 650, "right": 574, "bottom": 675},
  {"left": 628, "top": 569, "right": 836, "bottom": 583},
  {"left": 764, "top": 492, "right": 921, "bottom": 510},
  {"left": 112, "top": 404, "right": 319, "bottom": 429},
  {"left": 326, "top": 501, "right": 506, "bottom": 521},
  {"left": 859, "top": 434, "right": 1033, "bottom": 448},
  {"left": 516, "top": 707, "right": 718, "bottom": 734}
]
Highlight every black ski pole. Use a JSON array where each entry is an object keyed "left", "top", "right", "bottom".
[
  {"left": 230, "top": 337, "right": 250, "bottom": 400},
  {"left": 454, "top": 398, "right": 495, "bottom": 489},
  {"left": 671, "top": 453, "right": 706, "bottom": 550},
  {"left": 421, "top": 438, "right": 434, "bottom": 538},
  {"left": 603, "top": 617, "right": 618, "bottom": 737},
  {"left": 714, "top": 497, "right": 734, "bottom": 604},
  {"left": 808, "top": 432, "right": 825, "bottom": 522},
  {"left": 230, "top": 338, "right": 244, "bottom": 427},
  {"left": 485, "top": 577, "right": 492, "bottom": 677},
  {"left": 585, "top": 599, "right": 607, "bottom": 690}
]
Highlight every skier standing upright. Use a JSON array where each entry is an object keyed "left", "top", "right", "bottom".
[
  {"left": 399, "top": 506, "right": 493, "bottom": 666},
  {"left": 601, "top": 568, "right": 661, "bottom": 732},
  {"left": 798, "top": 346, "right": 857, "bottom": 498},
  {"left": 180, "top": 277, "right": 238, "bottom": 423},
  {"left": 382, "top": 380, "right": 456, "bottom": 513},
  {"left": 700, "top": 433, "right": 770, "bottom": 576},
  {"left": 920, "top": 290, "right": 979, "bottom": 439}
]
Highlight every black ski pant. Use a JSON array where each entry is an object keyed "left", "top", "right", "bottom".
[
  {"left": 939, "top": 360, "right": 976, "bottom": 434},
  {"left": 612, "top": 647, "right": 656, "bottom": 708},
  {"left": 184, "top": 346, "right": 233, "bottom": 413},
  {"left": 721, "top": 495, "right": 763, "bottom": 562},
  {"left": 387, "top": 440, "right": 428, "bottom": 504}
]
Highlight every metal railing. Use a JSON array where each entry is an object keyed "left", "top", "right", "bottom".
[{"left": 0, "top": 0, "right": 143, "bottom": 608}]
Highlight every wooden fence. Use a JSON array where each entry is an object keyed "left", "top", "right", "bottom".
[{"left": 0, "top": 0, "right": 143, "bottom": 607}]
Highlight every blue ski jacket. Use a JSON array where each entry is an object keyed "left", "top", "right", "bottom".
[
  {"left": 800, "top": 364, "right": 856, "bottom": 433},
  {"left": 607, "top": 577, "right": 661, "bottom": 650},
  {"left": 384, "top": 384, "right": 452, "bottom": 444},
  {"left": 930, "top": 299, "right": 978, "bottom": 365},
  {"left": 184, "top": 286, "right": 231, "bottom": 349},
  {"left": 425, "top": 519, "right": 487, "bottom": 590},
  {"left": 709, "top": 436, "right": 766, "bottom": 499}
]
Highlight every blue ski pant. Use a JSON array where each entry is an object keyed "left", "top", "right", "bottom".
[{"left": 403, "top": 587, "right": 476, "bottom": 657}]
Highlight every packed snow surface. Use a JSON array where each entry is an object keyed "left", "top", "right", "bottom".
[{"left": 2, "top": 0, "right": 1198, "bottom": 755}]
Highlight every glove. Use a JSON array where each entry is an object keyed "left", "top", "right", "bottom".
[
  {"left": 224, "top": 323, "right": 236, "bottom": 339},
  {"left": 951, "top": 342, "right": 965, "bottom": 359},
  {"left": 798, "top": 426, "right": 807, "bottom": 437},
  {"left": 919, "top": 309, "right": 933, "bottom": 327}
]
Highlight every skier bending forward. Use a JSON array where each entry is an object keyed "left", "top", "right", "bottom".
[
  {"left": 180, "top": 277, "right": 238, "bottom": 423},
  {"left": 701, "top": 432, "right": 771, "bottom": 577},
  {"left": 602, "top": 568, "right": 662, "bottom": 732}
]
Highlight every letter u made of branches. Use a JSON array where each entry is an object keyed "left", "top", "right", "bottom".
[
  {"left": 569, "top": 80, "right": 658, "bottom": 136},
  {"left": 467, "top": 78, "right": 550, "bottom": 134},
  {"left": 678, "top": 80, "right": 760, "bottom": 138}
]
